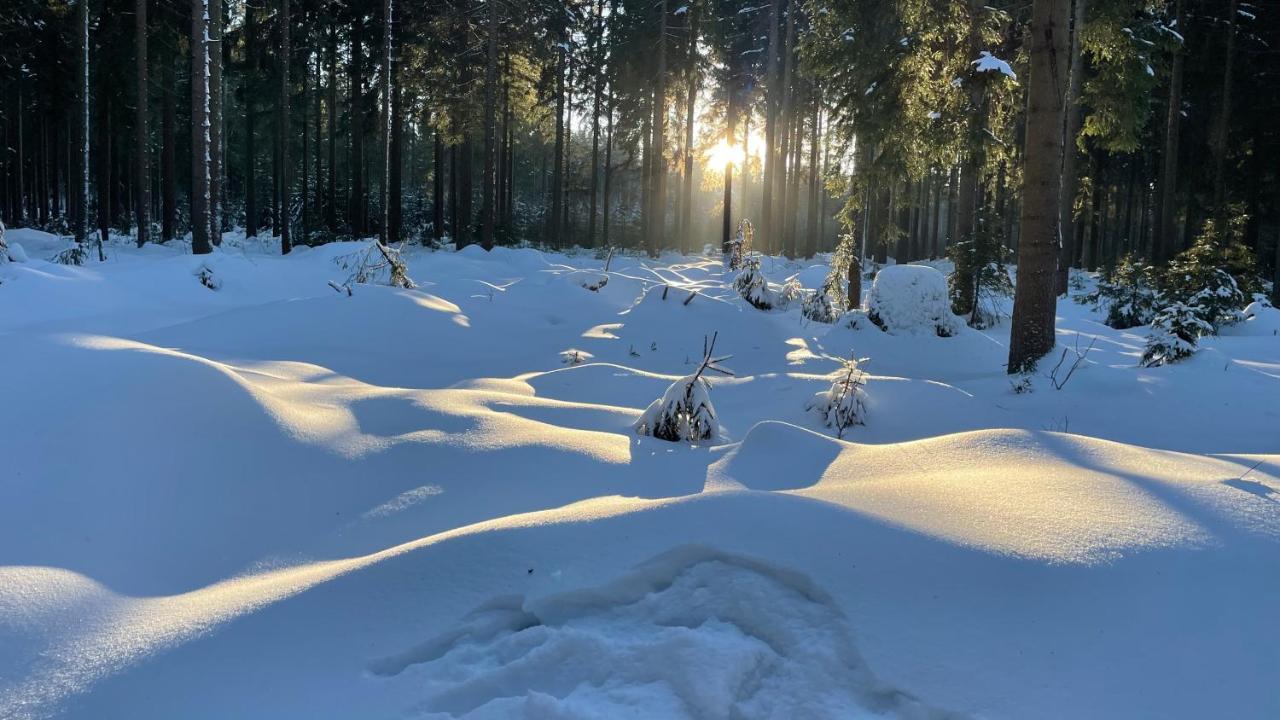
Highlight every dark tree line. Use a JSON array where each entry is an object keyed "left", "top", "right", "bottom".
[{"left": 2, "top": 0, "right": 1279, "bottom": 370}]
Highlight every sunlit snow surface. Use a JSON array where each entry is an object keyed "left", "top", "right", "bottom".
[{"left": 1, "top": 230, "right": 1278, "bottom": 719}]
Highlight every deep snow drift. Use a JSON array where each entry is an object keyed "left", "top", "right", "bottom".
[{"left": 1, "top": 229, "right": 1278, "bottom": 720}]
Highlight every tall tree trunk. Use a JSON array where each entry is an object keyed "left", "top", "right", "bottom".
[
  {"left": 349, "top": 18, "right": 364, "bottom": 235},
  {"left": 587, "top": 0, "right": 604, "bottom": 248},
  {"left": 721, "top": 72, "right": 737, "bottom": 256},
  {"left": 209, "top": 0, "right": 222, "bottom": 245},
  {"left": 389, "top": 66, "right": 403, "bottom": 242},
  {"left": 1008, "top": 0, "right": 1070, "bottom": 373},
  {"left": 680, "top": 8, "right": 698, "bottom": 254},
  {"left": 805, "top": 102, "right": 819, "bottom": 257},
  {"left": 244, "top": 1, "right": 258, "bottom": 238},
  {"left": 1211, "top": 0, "right": 1238, "bottom": 215},
  {"left": 603, "top": 91, "right": 614, "bottom": 247},
  {"left": 480, "top": 0, "right": 497, "bottom": 250},
  {"left": 646, "top": 0, "right": 667, "bottom": 257},
  {"left": 1056, "top": 0, "right": 1086, "bottom": 292},
  {"left": 135, "top": 0, "right": 150, "bottom": 247},
  {"left": 381, "top": 0, "right": 394, "bottom": 244},
  {"left": 326, "top": 28, "right": 338, "bottom": 230},
  {"left": 279, "top": 0, "right": 291, "bottom": 254},
  {"left": 547, "top": 32, "right": 566, "bottom": 247},
  {"left": 777, "top": 2, "right": 796, "bottom": 254},
  {"left": 78, "top": 0, "right": 91, "bottom": 246},
  {"left": 191, "top": 0, "right": 211, "bottom": 255},
  {"left": 433, "top": 131, "right": 444, "bottom": 243},
  {"left": 162, "top": 58, "right": 175, "bottom": 243},
  {"left": 762, "top": 0, "right": 781, "bottom": 249}
]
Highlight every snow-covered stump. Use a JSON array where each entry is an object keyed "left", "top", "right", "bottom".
[
  {"left": 635, "top": 334, "right": 733, "bottom": 443},
  {"left": 866, "top": 265, "right": 961, "bottom": 336}
]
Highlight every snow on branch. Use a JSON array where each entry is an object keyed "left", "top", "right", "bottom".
[{"left": 972, "top": 51, "right": 1017, "bottom": 80}]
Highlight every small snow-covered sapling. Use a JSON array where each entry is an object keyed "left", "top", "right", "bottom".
[{"left": 634, "top": 333, "right": 734, "bottom": 443}]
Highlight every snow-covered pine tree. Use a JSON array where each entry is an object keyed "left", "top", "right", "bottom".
[
  {"left": 634, "top": 333, "right": 733, "bottom": 443},
  {"left": 1142, "top": 302, "right": 1214, "bottom": 367},
  {"left": 807, "top": 355, "right": 868, "bottom": 438},
  {"left": 802, "top": 281, "right": 840, "bottom": 323},
  {"left": 733, "top": 256, "right": 775, "bottom": 310}
]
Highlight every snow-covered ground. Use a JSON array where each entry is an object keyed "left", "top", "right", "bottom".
[{"left": 1, "top": 229, "right": 1278, "bottom": 720}]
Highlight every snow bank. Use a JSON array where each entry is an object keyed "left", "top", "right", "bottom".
[{"left": 866, "top": 265, "right": 961, "bottom": 336}]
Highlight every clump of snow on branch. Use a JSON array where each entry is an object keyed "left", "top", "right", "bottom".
[
  {"left": 973, "top": 51, "right": 1017, "bottom": 80},
  {"left": 807, "top": 356, "right": 868, "bottom": 438},
  {"left": 1141, "top": 302, "right": 1213, "bottom": 367},
  {"left": 331, "top": 241, "right": 416, "bottom": 292},
  {"left": 867, "top": 264, "right": 961, "bottom": 336},
  {"left": 635, "top": 333, "right": 733, "bottom": 443}
]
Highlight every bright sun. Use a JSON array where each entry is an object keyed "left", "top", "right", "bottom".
[{"left": 705, "top": 139, "right": 745, "bottom": 171}]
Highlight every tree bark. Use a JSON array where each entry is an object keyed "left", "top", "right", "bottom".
[
  {"left": 244, "top": 2, "right": 258, "bottom": 237},
  {"left": 279, "top": 0, "right": 291, "bottom": 254},
  {"left": 481, "top": 0, "right": 497, "bottom": 250},
  {"left": 326, "top": 27, "right": 337, "bottom": 230},
  {"left": 1055, "top": 0, "right": 1086, "bottom": 292},
  {"left": 135, "top": 0, "right": 150, "bottom": 247},
  {"left": 1211, "top": 0, "right": 1238, "bottom": 215},
  {"left": 547, "top": 27, "right": 566, "bottom": 247},
  {"left": 191, "top": 0, "right": 211, "bottom": 255},
  {"left": 209, "top": 0, "right": 223, "bottom": 245},
  {"left": 381, "top": 0, "right": 393, "bottom": 244},
  {"left": 1008, "top": 0, "right": 1070, "bottom": 373},
  {"left": 433, "top": 131, "right": 444, "bottom": 243}
]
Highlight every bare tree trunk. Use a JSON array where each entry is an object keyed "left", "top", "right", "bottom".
[
  {"left": 326, "top": 28, "right": 337, "bottom": 230},
  {"left": 1008, "top": 0, "right": 1070, "bottom": 373},
  {"left": 244, "top": 3, "right": 258, "bottom": 238},
  {"left": 646, "top": 0, "right": 667, "bottom": 258},
  {"left": 1211, "top": 0, "right": 1238, "bottom": 215},
  {"left": 190, "top": 0, "right": 211, "bottom": 255},
  {"left": 135, "top": 0, "right": 150, "bottom": 247},
  {"left": 79, "top": 0, "right": 90, "bottom": 246},
  {"left": 279, "top": 0, "right": 291, "bottom": 253},
  {"left": 761, "top": 0, "right": 781, "bottom": 249},
  {"left": 721, "top": 73, "right": 737, "bottom": 256},
  {"left": 349, "top": 18, "right": 365, "bottom": 236},
  {"left": 381, "top": 0, "right": 393, "bottom": 244},
  {"left": 481, "top": 0, "right": 497, "bottom": 249},
  {"left": 587, "top": 0, "right": 603, "bottom": 248},
  {"left": 1055, "top": 0, "right": 1085, "bottom": 292},
  {"left": 681, "top": 11, "right": 697, "bottom": 254},
  {"left": 433, "top": 131, "right": 444, "bottom": 243},
  {"left": 547, "top": 29, "right": 566, "bottom": 247},
  {"left": 603, "top": 92, "right": 614, "bottom": 247},
  {"left": 209, "top": 0, "right": 222, "bottom": 245}
]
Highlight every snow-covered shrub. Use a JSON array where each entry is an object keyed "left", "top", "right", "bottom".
[
  {"left": 1081, "top": 255, "right": 1161, "bottom": 329},
  {"left": 195, "top": 262, "right": 221, "bottom": 290},
  {"left": 777, "top": 276, "right": 804, "bottom": 308},
  {"left": 867, "top": 264, "right": 961, "bottom": 336},
  {"left": 52, "top": 243, "right": 88, "bottom": 266},
  {"left": 1141, "top": 302, "right": 1214, "bottom": 367},
  {"left": 733, "top": 256, "right": 775, "bottom": 310},
  {"left": 807, "top": 357, "right": 868, "bottom": 438},
  {"left": 634, "top": 334, "right": 733, "bottom": 443},
  {"left": 1160, "top": 212, "right": 1258, "bottom": 330},
  {"left": 724, "top": 219, "right": 754, "bottom": 271},
  {"left": 801, "top": 282, "right": 841, "bottom": 324},
  {"left": 332, "top": 241, "right": 416, "bottom": 291}
]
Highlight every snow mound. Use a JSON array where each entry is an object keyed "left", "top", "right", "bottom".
[
  {"left": 708, "top": 421, "right": 843, "bottom": 491},
  {"left": 372, "top": 546, "right": 952, "bottom": 720},
  {"left": 867, "top": 265, "right": 961, "bottom": 336},
  {"left": 1221, "top": 301, "right": 1280, "bottom": 336}
]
